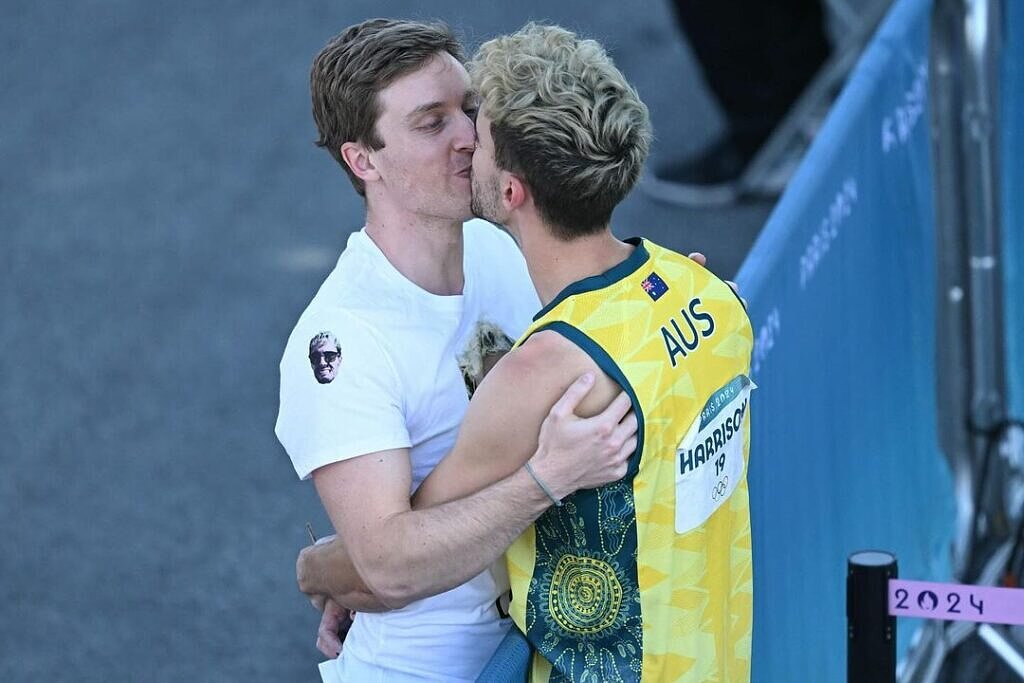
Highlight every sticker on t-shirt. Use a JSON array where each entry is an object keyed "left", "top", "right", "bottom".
[
  {"left": 457, "top": 320, "right": 514, "bottom": 398},
  {"left": 674, "top": 375, "right": 755, "bottom": 533},
  {"left": 308, "top": 331, "right": 342, "bottom": 385}
]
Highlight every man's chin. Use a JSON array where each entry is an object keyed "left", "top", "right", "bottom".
[
  {"left": 450, "top": 199, "right": 473, "bottom": 223},
  {"left": 470, "top": 205, "right": 500, "bottom": 226}
]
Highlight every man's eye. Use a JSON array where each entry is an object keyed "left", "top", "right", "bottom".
[{"left": 421, "top": 118, "right": 444, "bottom": 131}]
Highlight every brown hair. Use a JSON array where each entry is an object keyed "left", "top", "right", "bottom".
[{"left": 310, "top": 19, "right": 465, "bottom": 196}]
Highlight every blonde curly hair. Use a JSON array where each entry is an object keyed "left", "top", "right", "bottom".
[{"left": 470, "top": 23, "right": 651, "bottom": 238}]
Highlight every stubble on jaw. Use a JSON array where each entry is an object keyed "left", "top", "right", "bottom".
[{"left": 470, "top": 174, "right": 502, "bottom": 224}]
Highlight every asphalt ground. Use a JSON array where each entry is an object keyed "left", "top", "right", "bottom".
[{"left": 1, "top": 1, "right": 772, "bottom": 680}]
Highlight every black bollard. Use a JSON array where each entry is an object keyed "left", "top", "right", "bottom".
[{"left": 847, "top": 550, "right": 898, "bottom": 683}]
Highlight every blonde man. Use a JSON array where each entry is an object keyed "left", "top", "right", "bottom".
[
  {"left": 417, "top": 24, "right": 755, "bottom": 681},
  {"left": 308, "top": 332, "right": 342, "bottom": 385}
]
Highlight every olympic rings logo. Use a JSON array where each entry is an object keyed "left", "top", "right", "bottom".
[{"left": 711, "top": 476, "right": 730, "bottom": 502}]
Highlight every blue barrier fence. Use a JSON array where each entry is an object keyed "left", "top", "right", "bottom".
[
  {"left": 735, "top": 0, "right": 960, "bottom": 679},
  {"left": 1004, "top": 0, "right": 1022, "bottom": 420}
]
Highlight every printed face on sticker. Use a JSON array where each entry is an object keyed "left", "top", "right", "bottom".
[{"left": 308, "top": 332, "right": 342, "bottom": 384}]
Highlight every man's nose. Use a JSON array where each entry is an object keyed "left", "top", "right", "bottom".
[{"left": 453, "top": 112, "right": 476, "bottom": 152}]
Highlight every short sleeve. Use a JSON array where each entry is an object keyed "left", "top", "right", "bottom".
[{"left": 275, "top": 309, "right": 409, "bottom": 480}]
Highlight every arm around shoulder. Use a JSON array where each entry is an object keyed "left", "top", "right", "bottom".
[
  {"left": 413, "top": 330, "right": 629, "bottom": 508},
  {"left": 412, "top": 338, "right": 570, "bottom": 507},
  {"left": 300, "top": 332, "right": 639, "bottom": 609}
]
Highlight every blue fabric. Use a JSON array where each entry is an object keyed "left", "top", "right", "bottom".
[
  {"left": 734, "top": 0, "right": 956, "bottom": 680},
  {"left": 475, "top": 626, "right": 531, "bottom": 683}
]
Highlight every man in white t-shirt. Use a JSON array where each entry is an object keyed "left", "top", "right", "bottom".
[{"left": 277, "top": 19, "right": 641, "bottom": 682}]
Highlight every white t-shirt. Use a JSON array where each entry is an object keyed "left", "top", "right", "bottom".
[{"left": 276, "top": 219, "right": 539, "bottom": 681}]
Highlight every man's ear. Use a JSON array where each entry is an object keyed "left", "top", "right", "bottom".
[
  {"left": 503, "top": 174, "right": 530, "bottom": 212},
  {"left": 340, "top": 142, "right": 380, "bottom": 184}
]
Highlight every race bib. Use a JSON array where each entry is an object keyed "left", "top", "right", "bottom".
[{"left": 674, "top": 375, "right": 756, "bottom": 534}]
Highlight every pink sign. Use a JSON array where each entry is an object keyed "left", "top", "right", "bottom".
[{"left": 888, "top": 579, "right": 1024, "bottom": 625}]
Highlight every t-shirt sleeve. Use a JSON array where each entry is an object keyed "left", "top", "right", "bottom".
[{"left": 275, "top": 309, "right": 409, "bottom": 480}]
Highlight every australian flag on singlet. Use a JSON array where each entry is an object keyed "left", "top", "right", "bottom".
[{"left": 640, "top": 272, "right": 668, "bottom": 301}]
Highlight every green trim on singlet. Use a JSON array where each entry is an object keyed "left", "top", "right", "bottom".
[
  {"left": 521, "top": 320, "right": 645, "bottom": 681},
  {"left": 531, "top": 320, "right": 644, "bottom": 473}
]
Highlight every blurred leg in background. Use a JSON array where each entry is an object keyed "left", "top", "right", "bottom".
[{"left": 651, "top": 0, "right": 830, "bottom": 197}]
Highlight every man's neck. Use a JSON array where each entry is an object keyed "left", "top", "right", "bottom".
[
  {"left": 364, "top": 203, "right": 465, "bottom": 296},
  {"left": 516, "top": 219, "right": 634, "bottom": 306}
]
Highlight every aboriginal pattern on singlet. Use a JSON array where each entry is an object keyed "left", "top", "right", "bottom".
[{"left": 506, "top": 238, "right": 755, "bottom": 682}]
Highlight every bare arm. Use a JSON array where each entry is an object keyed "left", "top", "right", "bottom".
[
  {"left": 412, "top": 331, "right": 623, "bottom": 508},
  {"left": 297, "top": 334, "right": 635, "bottom": 609},
  {"left": 297, "top": 534, "right": 389, "bottom": 613}
]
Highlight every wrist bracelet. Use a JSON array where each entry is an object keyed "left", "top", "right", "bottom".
[{"left": 524, "top": 461, "right": 563, "bottom": 507}]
